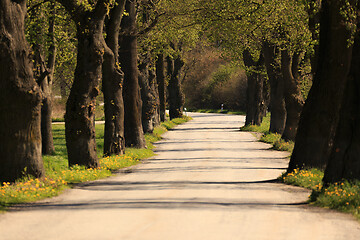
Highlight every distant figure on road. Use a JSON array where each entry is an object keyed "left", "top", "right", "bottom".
[{"left": 221, "top": 104, "right": 224, "bottom": 111}]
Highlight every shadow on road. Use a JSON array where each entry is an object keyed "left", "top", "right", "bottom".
[{"left": 9, "top": 199, "right": 308, "bottom": 212}]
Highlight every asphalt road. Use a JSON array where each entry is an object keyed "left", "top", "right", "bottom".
[{"left": 1, "top": 112, "right": 360, "bottom": 240}]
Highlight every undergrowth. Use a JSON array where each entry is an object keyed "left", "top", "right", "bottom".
[
  {"left": 0, "top": 116, "right": 191, "bottom": 210},
  {"left": 281, "top": 168, "right": 360, "bottom": 220}
]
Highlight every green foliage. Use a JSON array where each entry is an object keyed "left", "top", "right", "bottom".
[
  {"left": 196, "top": 0, "right": 312, "bottom": 57},
  {"left": 137, "top": 0, "right": 202, "bottom": 62},
  {"left": 26, "top": 0, "right": 77, "bottom": 98},
  {"left": 183, "top": 47, "right": 248, "bottom": 110}
]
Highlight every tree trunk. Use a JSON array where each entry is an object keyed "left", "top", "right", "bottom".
[
  {"left": 287, "top": 0, "right": 356, "bottom": 172},
  {"left": 156, "top": 54, "right": 166, "bottom": 122},
  {"left": 0, "top": 0, "right": 44, "bottom": 182},
  {"left": 281, "top": 50, "right": 305, "bottom": 142},
  {"left": 42, "top": 2, "right": 56, "bottom": 155},
  {"left": 102, "top": 0, "right": 126, "bottom": 156},
  {"left": 149, "top": 66, "right": 161, "bottom": 127},
  {"left": 28, "top": 1, "right": 56, "bottom": 155},
  {"left": 65, "top": 25, "right": 102, "bottom": 168},
  {"left": 139, "top": 59, "right": 160, "bottom": 133},
  {"left": 57, "top": 0, "right": 113, "bottom": 167},
  {"left": 167, "top": 55, "right": 185, "bottom": 120},
  {"left": 323, "top": 22, "right": 360, "bottom": 184},
  {"left": 243, "top": 50, "right": 267, "bottom": 126},
  {"left": 40, "top": 70, "right": 55, "bottom": 155},
  {"left": 119, "top": 0, "right": 146, "bottom": 148},
  {"left": 263, "top": 42, "right": 286, "bottom": 134}
]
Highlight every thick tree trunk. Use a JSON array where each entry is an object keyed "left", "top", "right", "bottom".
[
  {"left": 167, "top": 55, "right": 185, "bottom": 120},
  {"left": 156, "top": 54, "right": 166, "bottom": 122},
  {"left": 139, "top": 59, "right": 160, "bottom": 133},
  {"left": 33, "top": 50, "right": 56, "bottom": 155},
  {"left": 287, "top": 0, "right": 355, "bottom": 172},
  {"left": 58, "top": 0, "right": 114, "bottom": 167},
  {"left": 281, "top": 50, "right": 305, "bottom": 142},
  {"left": 28, "top": 2, "right": 56, "bottom": 155},
  {"left": 42, "top": 3, "right": 56, "bottom": 155},
  {"left": 102, "top": 0, "right": 126, "bottom": 156},
  {"left": 119, "top": 0, "right": 146, "bottom": 148},
  {"left": 243, "top": 50, "right": 267, "bottom": 126},
  {"left": 323, "top": 24, "right": 360, "bottom": 184},
  {"left": 65, "top": 25, "right": 103, "bottom": 167},
  {"left": 40, "top": 73, "right": 55, "bottom": 155},
  {"left": 263, "top": 42, "right": 286, "bottom": 134},
  {"left": 0, "top": 0, "right": 44, "bottom": 182}
]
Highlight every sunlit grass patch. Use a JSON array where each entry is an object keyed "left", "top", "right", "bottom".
[
  {"left": 240, "top": 115, "right": 294, "bottom": 152},
  {"left": 315, "top": 181, "right": 360, "bottom": 219},
  {"left": 60, "top": 165, "right": 111, "bottom": 184},
  {"left": 280, "top": 168, "right": 324, "bottom": 191},
  {"left": 281, "top": 168, "right": 360, "bottom": 220},
  {"left": 260, "top": 133, "right": 294, "bottom": 152},
  {"left": 0, "top": 176, "right": 67, "bottom": 206},
  {"left": 260, "top": 132, "right": 281, "bottom": 143},
  {"left": 240, "top": 114, "right": 270, "bottom": 133},
  {"left": 100, "top": 154, "right": 141, "bottom": 172}
]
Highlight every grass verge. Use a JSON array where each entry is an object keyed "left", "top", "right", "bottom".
[
  {"left": 281, "top": 168, "right": 360, "bottom": 220},
  {"left": 0, "top": 116, "right": 191, "bottom": 210},
  {"left": 241, "top": 113, "right": 359, "bottom": 220},
  {"left": 240, "top": 114, "right": 294, "bottom": 152}
]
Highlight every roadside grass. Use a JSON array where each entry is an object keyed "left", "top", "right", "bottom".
[
  {"left": 0, "top": 116, "right": 191, "bottom": 210},
  {"left": 281, "top": 168, "right": 360, "bottom": 220},
  {"left": 241, "top": 113, "right": 359, "bottom": 220},
  {"left": 240, "top": 114, "right": 294, "bottom": 152},
  {"left": 280, "top": 168, "right": 324, "bottom": 191},
  {"left": 314, "top": 181, "right": 360, "bottom": 220}
]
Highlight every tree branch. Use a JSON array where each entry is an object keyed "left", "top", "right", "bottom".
[{"left": 138, "top": 13, "right": 164, "bottom": 36}]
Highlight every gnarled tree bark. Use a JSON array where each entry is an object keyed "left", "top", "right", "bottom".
[
  {"left": 287, "top": 0, "right": 356, "bottom": 172},
  {"left": 263, "top": 42, "right": 286, "bottom": 134},
  {"left": 167, "top": 55, "right": 185, "bottom": 120},
  {"left": 281, "top": 50, "right": 305, "bottom": 142},
  {"left": 0, "top": 0, "right": 44, "bottom": 182},
  {"left": 243, "top": 49, "right": 267, "bottom": 126},
  {"left": 119, "top": 0, "right": 146, "bottom": 148},
  {"left": 139, "top": 57, "right": 160, "bottom": 133},
  {"left": 57, "top": 0, "right": 113, "bottom": 167},
  {"left": 156, "top": 54, "right": 166, "bottom": 122},
  {"left": 102, "top": 0, "right": 126, "bottom": 156},
  {"left": 323, "top": 20, "right": 360, "bottom": 184}
]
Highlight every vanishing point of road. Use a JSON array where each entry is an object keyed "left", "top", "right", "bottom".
[{"left": 1, "top": 113, "right": 359, "bottom": 240}]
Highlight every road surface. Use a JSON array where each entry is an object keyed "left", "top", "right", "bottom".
[{"left": 1, "top": 112, "right": 360, "bottom": 240}]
